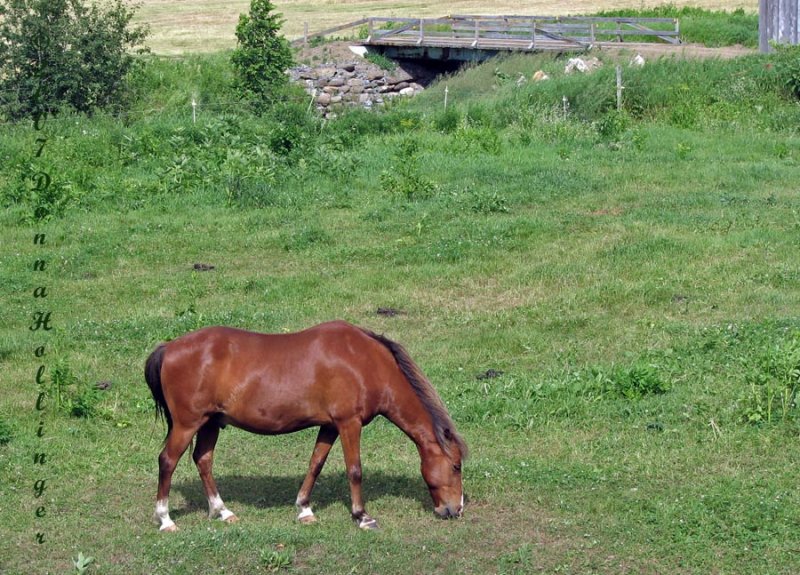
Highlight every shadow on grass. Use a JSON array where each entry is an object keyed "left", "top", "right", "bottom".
[{"left": 171, "top": 471, "right": 431, "bottom": 519}]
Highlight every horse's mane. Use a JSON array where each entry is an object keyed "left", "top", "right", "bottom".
[{"left": 360, "top": 328, "right": 468, "bottom": 460}]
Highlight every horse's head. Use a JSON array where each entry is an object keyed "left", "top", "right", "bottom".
[{"left": 420, "top": 437, "right": 465, "bottom": 519}]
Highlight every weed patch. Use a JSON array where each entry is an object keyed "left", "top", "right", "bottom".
[{"left": 380, "top": 138, "right": 438, "bottom": 200}]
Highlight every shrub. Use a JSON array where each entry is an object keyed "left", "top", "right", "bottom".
[
  {"left": 0, "top": 0, "right": 149, "bottom": 120},
  {"left": 771, "top": 43, "right": 800, "bottom": 99},
  {"left": 231, "top": 0, "right": 293, "bottom": 111},
  {"left": 595, "top": 109, "right": 630, "bottom": 141},
  {"left": 380, "top": 138, "right": 438, "bottom": 200},
  {"left": 48, "top": 358, "right": 103, "bottom": 418},
  {"left": 433, "top": 107, "right": 461, "bottom": 133}
]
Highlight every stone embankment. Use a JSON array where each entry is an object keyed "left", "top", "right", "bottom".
[{"left": 288, "top": 61, "right": 424, "bottom": 117}]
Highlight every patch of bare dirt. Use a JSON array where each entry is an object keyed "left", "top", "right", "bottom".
[{"left": 294, "top": 41, "right": 370, "bottom": 66}]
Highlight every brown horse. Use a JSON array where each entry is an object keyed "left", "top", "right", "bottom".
[{"left": 144, "top": 320, "right": 467, "bottom": 531}]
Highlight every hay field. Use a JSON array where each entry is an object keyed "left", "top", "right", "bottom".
[{"left": 137, "top": 0, "right": 758, "bottom": 54}]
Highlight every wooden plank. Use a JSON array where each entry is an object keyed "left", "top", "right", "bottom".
[
  {"left": 452, "top": 14, "right": 677, "bottom": 24},
  {"left": 626, "top": 22, "right": 681, "bottom": 44},
  {"left": 291, "top": 18, "right": 369, "bottom": 45}
]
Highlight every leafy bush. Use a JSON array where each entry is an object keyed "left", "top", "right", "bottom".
[
  {"left": 453, "top": 120, "right": 502, "bottom": 154},
  {"left": 264, "top": 97, "right": 320, "bottom": 157},
  {"left": 231, "top": 0, "right": 293, "bottom": 111},
  {"left": 595, "top": 109, "right": 630, "bottom": 140},
  {"left": 6, "top": 160, "right": 77, "bottom": 222},
  {"left": 380, "top": 138, "right": 438, "bottom": 200},
  {"left": 0, "top": 0, "right": 149, "bottom": 120},
  {"left": 771, "top": 43, "right": 800, "bottom": 99},
  {"left": 70, "top": 385, "right": 101, "bottom": 418},
  {"left": 433, "top": 107, "right": 461, "bottom": 133},
  {"left": 48, "top": 358, "right": 103, "bottom": 418}
]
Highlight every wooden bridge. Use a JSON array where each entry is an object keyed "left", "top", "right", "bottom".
[{"left": 296, "top": 14, "right": 681, "bottom": 61}]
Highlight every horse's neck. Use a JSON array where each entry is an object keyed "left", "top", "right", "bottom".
[{"left": 383, "top": 380, "right": 440, "bottom": 456}]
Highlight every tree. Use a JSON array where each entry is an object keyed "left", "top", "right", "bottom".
[
  {"left": 230, "top": 0, "right": 293, "bottom": 109},
  {"left": 0, "top": 0, "right": 149, "bottom": 120}
]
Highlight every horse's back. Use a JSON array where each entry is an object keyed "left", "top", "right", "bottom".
[{"left": 158, "top": 321, "right": 398, "bottom": 433}]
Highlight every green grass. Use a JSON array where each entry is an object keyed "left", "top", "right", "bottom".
[
  {"left": 3, "top": 46, "right": 800, "bottom": 574},
  {"left": 596, "top": 5, "right": 759, "bottom": 47}
]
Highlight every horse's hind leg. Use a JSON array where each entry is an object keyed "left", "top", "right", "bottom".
[
  {"left": 193, "top": 421, "right": 237, "bottom": 523},
  {"left": 154, "top": 425, "right": 196, "bottom": 532},
  {"left": 296, "top": 424, "right": 338, "bottom": 524}
]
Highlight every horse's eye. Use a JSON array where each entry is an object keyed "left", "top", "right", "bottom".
[{"left": 453, "top": 464, "right": 461, "bottom": 473}]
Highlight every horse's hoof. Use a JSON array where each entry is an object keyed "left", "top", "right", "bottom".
[
  {"left": 299, "top": 514, "right": 317, "bottom": 525},
  {"left": 224, "top": 514, "right": 239, "bottom": 524},
  {"left": 160, "top": 524, "right": 178, "bottom": 533},
  {"left": 358, "top": 517, "right": 379, "bottom": 530}
]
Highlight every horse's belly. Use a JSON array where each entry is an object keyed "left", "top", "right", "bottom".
[
  {"left": 218, "top": 413, "right": 324, "bottom": 435},
  {"left": 218, "top": 400, "right": 329, "bottom": 435}
]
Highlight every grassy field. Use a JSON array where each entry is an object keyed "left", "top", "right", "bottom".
[
  {"left": 3, "top": 13, "right": 800, "bottom": 575},
  {"left": 137, "top": 0, "right": 759, "bottom": 54}
]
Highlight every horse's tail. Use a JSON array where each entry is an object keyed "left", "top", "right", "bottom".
[
  {"left": 144, "top": 343, "right": 172, "bottom": 439},
  {"left": 360, "top": 328, "right": 468, "bottom": 460}
]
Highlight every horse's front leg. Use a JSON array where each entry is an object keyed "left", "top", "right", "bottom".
[
  {"left": 295, "top": 424, "right": 338, "bottom": 524},
  {"left": 338, "top": 419, "right": 378, "bottom": 530}
]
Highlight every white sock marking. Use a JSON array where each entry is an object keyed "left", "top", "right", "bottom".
[
  {"left": 155, "top": 499, "right": 176, "bottom": 531},
  {"left": 208, "top": 493, "right": 234, "bottom": 521}
]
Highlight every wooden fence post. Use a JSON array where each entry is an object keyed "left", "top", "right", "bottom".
[{"left": 529, "top": 19, "right": 535, "bottom": 49}]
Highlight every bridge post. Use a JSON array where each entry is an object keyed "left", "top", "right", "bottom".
[{"left": 530, "top": 19, "right": 535, "bottom": 49}]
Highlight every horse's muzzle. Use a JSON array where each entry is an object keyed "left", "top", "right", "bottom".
[{"left": 435, "top": 502, "right": 463, "bottom": 519}]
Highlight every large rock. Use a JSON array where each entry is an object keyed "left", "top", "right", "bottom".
[
  {"left": 564, "top": 56, "right": 603, "bottom": 74},
  {"left": 289, "top": 59, "right": 425, "bottom": 117}
]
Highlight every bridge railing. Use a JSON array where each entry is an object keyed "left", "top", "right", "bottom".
[
  {"left": 364, "top": 15, "right": 680, "bottom": 48},
  {"left": 295, "top": 15, "right": 681, "bottom": 50}
]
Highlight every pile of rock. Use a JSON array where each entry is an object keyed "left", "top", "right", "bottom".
[{"left": 288, "top": 61, "right": 424, "bottom": 117}]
